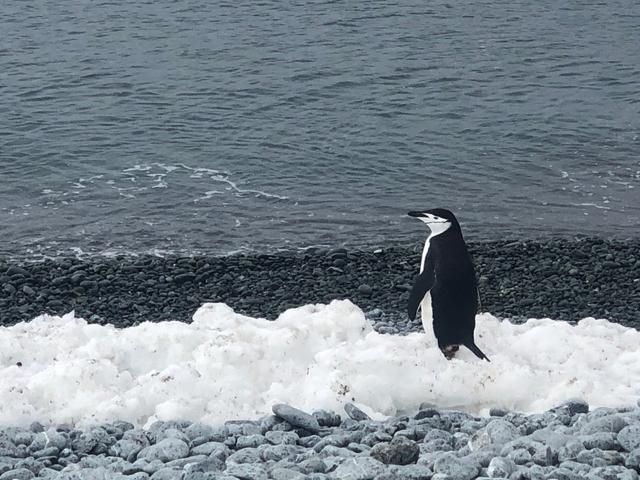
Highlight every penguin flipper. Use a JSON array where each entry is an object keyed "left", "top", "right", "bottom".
[
  {"left": 407, "top": 265, "right": 435, "bottom": 320},
  {"left": 464, "top": 340, "right": 490, "bottom": 362}
]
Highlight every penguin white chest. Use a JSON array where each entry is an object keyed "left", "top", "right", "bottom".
[{"left": 419, "top": 238, "right": 435, "bottom": 337}]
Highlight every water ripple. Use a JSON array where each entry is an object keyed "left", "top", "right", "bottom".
[{"left": 0, "top": 0, "right": 639, "bottom": 256}]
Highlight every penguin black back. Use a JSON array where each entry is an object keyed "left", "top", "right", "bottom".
[{"left": 407, "top": 208, "right": 489, "bottom": 361}]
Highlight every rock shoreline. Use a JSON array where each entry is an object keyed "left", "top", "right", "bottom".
[
  {"left": 1, "top": 238, "right": 639, "bottom": 329},
  {"left": 1, "top": 400, "right": 640, "bottom": 479}
]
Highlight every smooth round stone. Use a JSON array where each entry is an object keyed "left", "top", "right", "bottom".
[{"left": 618, "top": 425, "right": 640, "bottom": 452}]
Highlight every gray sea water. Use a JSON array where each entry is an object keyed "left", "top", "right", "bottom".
[{"left": 1, "top": 0, "right": 639, "bottom": 258}]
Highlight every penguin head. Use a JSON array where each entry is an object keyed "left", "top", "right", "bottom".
[{"left": 407, "top": 208, "right": 458, "bottom": 236}]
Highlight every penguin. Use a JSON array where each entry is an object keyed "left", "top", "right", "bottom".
[{"left": 407, "top": 208, "right": 490, "bottom": 361}]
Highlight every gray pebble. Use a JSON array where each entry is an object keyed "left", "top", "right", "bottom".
[
  {"left": 433, "top": 452, "right": 479, "bottom": 480},
  {"left": 0, "top": 436, "right": 19, "bottom": 457},
  {"left": 226, "top": 448, "right": 261, "bottom": 464},
  {"left": 618, "top": 425, "right": 640, "bottom": 452},
  {"left": 580, "top": 414, "right": 628, "bottom": 435},
  {"left": 298, "top": 435, "right": 322, "bottom": 448},
  {"left": 110, "top": 430, "right": 149, "bottom": 457},
  {"left": 362, "top": 432, "right": 393, "bottom": 447},
  {"left": 370, "top": 436, "right": 419, "bottom": 465},
  {"left": 270, "top": 468, "right": 306, "bottom": 480},
  {"left": 149, "top": 468, "right": 183, "bottom": 480},
  {"left": 137, "top": 438, "right": 190, "bottom": 463},
  {"left": 559, "top": 460, "right": 591, "bottom": 474},
  {"left": 508, "top": 448, "right": 533, "bottom": 465},
  {"left": 264, "top": 431, "right": 298, "bottom": 445},
  {"left": 163, "top": 455, "right": 208, "bottom": 469},
  {"left": 332, "top": 456, "right": 386, "bottom": 480},
  {"left": 313, "top": 434, "right": 351, "bottom": 453},
  {"left": 318, "top": 445, "right": 355, "bottom": 459},
  {"left": 487, "top": 457, "right": 515, "bottom": 478},
  {"left": 626, "top": 448, "right": 640, "bottom": 470},
  {"left": 261, "top": 444, "right": 300, "bottom": 462},
  {"left": 588, "top": 466, "right": 638, "bottom": 480},
  {"left": 32, "top": 446, "right": 59, "bottom": 458},
  {"left": 190, "top": 442, "right": 229, "bottom": 459},
  {"left": 558, "top": 441, "right": 584, "bottom": 462},
  {"left": 579, "top": 432, "right": 619, "bottom": 450},
  {"left": 386, "top": 464, "right": 433, "bottom": 480},
  {"left": 224, "top": 463, "right": 268, "bottom": 480},
  {"left": 576, "top": 448, "right": 624, "bottom": 467},
  {"left": 272, "top": 404, "right": 321, "bottom": 433},
  {"left": 0, "top": 468, "right": 34, "bottom": 480},
  {"left": 235, "top": 434, "right": 267, "bottom": 449},
  {"left": 345, "top": 403, "right": 370, "bottom": 421},
  {"left": 552, "top": 399, "right": 589, "bottom": 416}
]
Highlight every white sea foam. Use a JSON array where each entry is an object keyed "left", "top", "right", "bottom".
[{"left": 1, "top": 300, "right": 639, "bottom": 428}]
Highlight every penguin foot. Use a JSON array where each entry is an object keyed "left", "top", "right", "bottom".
[{"left": 441, "top": 345, "right": 459, "bottom": 360}]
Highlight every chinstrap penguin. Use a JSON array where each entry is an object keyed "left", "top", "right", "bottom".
[{"left": 407, "top": 208, "right": 489, "bottom": 361}]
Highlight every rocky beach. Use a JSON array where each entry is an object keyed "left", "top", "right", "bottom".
[
  {"left": 1, "top": 237, "right": 639, "bottom": 479},
  {"left": 1, "top": 238, "right": 639, "bottom": 330}
]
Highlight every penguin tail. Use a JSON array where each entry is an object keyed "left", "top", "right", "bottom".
[{"left": 464, "top": 340, "right": 490, "bottom": 362}]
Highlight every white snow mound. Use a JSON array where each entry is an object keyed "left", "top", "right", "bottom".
[{"left": 1, "top": 299, "right": 639, "bottom": 427}]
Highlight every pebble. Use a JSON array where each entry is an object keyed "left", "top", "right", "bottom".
[
  {"left": 2, "top": 239, "right": 639, "bottom": 327},
  {"left": 487, "top": 456, "right": 515, "bottom": 477},
  {"left": 369, "top": 436, "right": 419, "bottom": 465},
  {"left": 331, "top": 456, "right": 386, "bottom": 480},
  {"left": 344, "top": 403, "right": 370, "bottom": 421},
  {"left": 0, "top": 468, "right": 34, "bottom": 480},
  {"left": 580, "top": 414, "right": 628, "bottom": 435},
  {"left": 272, "top": 404, "right": 321, "bottom": 433},
  {"left": 1, "top": 241, "right": 640, "bottom": 478},
  {"left": 432, "top": 452, "right": 480, "bottom": 480},
  {"left": 618, "top": 425, "right": 640, "bottom": 452},
  {"left": 137, "top": 438, "right": 190, "bottom": 463},
  {"left": 224, "top": 463, "right": 268, "bottom": 480}
]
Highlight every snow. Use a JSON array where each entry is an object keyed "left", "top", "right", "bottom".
[{"left": 1, "top": 300, "right": 639, "bottom": 428}]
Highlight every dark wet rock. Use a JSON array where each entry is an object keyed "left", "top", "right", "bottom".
[
  {"left": 2, "top": 238, "right": 639, "bottom": 328},
  {"left": 310, "top": 410, "right": 342, "bottom": 428},
  {"left": 489, "top": 407, "right": 510, "bottom": 417},
  {"left": 551, "top": 399, "right": 589, "bottom": 416}
]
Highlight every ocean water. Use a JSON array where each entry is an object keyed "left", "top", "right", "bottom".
[{"left": 1, "top": 0, "right": 639, "bottom": 258}]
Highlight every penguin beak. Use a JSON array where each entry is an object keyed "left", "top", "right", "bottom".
[{"left": 407, "top": 211, "right": 425, "bottom": 218}]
